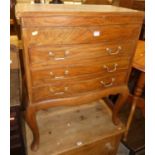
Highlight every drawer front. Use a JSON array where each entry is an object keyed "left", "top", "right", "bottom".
[
  {"left": 23, "top": 25, "right": 140, "bottom": 45},
  {"left": 63, "top": 135, "right": 121, "bottom": 155},
  {"left": 32, "top": 72, "right": 127, "bottom": 102},
  {"left": 31, "top": 59, "right": 129, "bottom": 87},
  {"left": 28, "top": 42, "right": 135, "bottom": 68}
]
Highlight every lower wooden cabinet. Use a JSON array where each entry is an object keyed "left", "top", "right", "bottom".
[{"left": 26, "top": 100, "right": 125, "bottom": 155}]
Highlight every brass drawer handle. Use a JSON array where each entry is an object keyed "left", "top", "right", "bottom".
[
  {"left": 54, "top": 50, "right": 70, "bottom": 60},
  {"left": 49, "top": 70, "right": 69, "bottom": 79},
  {"left": 49, "top": 72, "right": 65, "bottom": 79},
  {"left": 54, "top": 76, "right": 64, "bottom": 79},
  {"left": 103, "top": 63, "right": 118, "bottom": 72},
  {"left": 54, "top": 57, "right": 65, "bottom": 61},
  {"left": 49, "top": 50, "right": 70, "bottom": 61},
  {"left": 49, "top": 87, "right": 68, "bottom": 95},
  {"left": 106, "top": 46, "right": 122, "bottom": 55},
  {"left": 100, "top": 78, "right": 115, "bottom": 87},
  {"left": 54, "top": 92, "right": 65, "bottom": 95}
]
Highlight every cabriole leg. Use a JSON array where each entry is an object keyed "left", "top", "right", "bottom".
[
  {"left": 25, "top": 107, "right": 39, "bottom": 151},
  {"left": 112, "top": 88, "right": 129, "bottom": 125}
]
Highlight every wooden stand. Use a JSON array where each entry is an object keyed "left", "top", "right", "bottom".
[{"left": 24, "top": 85, "right": 129, "bottom": 151}]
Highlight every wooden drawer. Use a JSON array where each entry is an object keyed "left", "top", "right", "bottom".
[
  {"left": 31, "top": 59, "right": 129, "bottom": 87},
  {"left": 28, "top": 42, "right": 135, "bottom": 68},
  {"left": 62, "top": 136, "right": 120, "bottom": 155},
  {"left": 23, "top": 25, "right": 140, "bottom": 45},
  {"left": 32, "top": 72, "right": 126, "bottom": 102}
]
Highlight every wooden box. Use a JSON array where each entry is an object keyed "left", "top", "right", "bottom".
[{"left": 26, "top": 100, "right": 125, "bottom": 155}]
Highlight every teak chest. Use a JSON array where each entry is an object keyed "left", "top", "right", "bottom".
[{"left": 16, "top": 4, "right": 144, "bottom": 151}]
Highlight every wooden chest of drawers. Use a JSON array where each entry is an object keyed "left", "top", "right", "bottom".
[{"left": 16, "top": 4, "right": 144, "bottom": 151}]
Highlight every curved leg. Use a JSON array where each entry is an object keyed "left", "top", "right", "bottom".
[
  {"left": 112, "top": 87, "right": 129, "bottom": 125},
  {"left": 25, "top": 107, "right": 39, "bottom": 151}
]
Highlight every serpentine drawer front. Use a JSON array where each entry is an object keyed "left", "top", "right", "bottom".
[
  {"left": 16, "top": 4, "right": 144, "bottom": 151},
  {"left": 30, "top": 60, "right": 129, "bottom": 87},
  {"left": 32, "top": 71, "right": 127, "bottom": 103},
  {"left": 28, "top": 42, "right": 135, "bottom": 67},
  {"left": 23, "top": 25, "right": 140, "bottom": 45}
]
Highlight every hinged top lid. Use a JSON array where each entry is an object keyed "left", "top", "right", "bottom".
[{"left": 15, "top": 3, "right": 144, "bottom": 20}]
